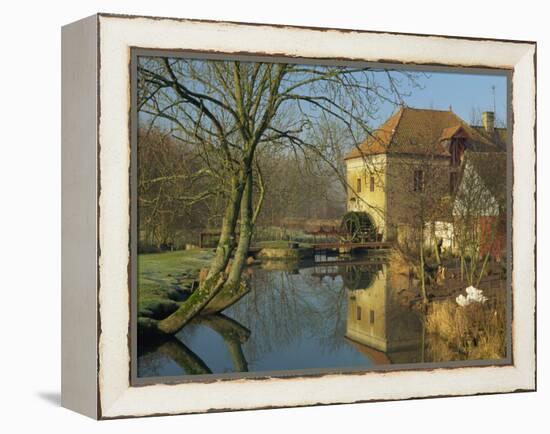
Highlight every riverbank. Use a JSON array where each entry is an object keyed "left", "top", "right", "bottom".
[
  {"left": 137, "top": 242, "right": 309, "bottom": 325},
  {"left": 138, "top": 249, "right": 214, "bottom": 322}
]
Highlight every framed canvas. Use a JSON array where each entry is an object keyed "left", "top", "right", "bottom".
[{"left": 61, "top": 13, "right": 536, "bottom": 419}]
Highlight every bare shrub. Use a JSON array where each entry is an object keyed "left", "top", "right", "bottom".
[{"left": 425, "top": 298, "right": 505, "bottom": 360}]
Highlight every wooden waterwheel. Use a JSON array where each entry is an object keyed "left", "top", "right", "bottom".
[{"left": 340, "top": 211, "right": 377, "bottom": 243}]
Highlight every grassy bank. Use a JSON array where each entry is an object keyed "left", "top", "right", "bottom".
[{"left": 138, "top": 249, "right": 214, "bottom": 321}]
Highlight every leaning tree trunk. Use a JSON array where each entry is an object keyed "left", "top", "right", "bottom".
[
  {"left": 225, "top": 169, "right": 254, "bottom": 291},
  {"left": 157, "top": 173, "right": 246, "bottom": 334},
  {"left": 203, "top": 165, "right": 265, "bottom": 314},
  {"left": 208, "top": 174, "right": 246, "bottom": 279}
]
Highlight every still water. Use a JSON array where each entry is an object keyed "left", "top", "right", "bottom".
[{"left": 138, "top": 256, "right": 437, "bottom": 378}]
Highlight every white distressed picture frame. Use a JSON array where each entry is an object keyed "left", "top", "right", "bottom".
[{"left": 61, "top": 13, "right": 536, "bottom": 419}]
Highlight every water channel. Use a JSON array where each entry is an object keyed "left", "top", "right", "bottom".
[{"left": 137, "top": 253, "right": 453, "bottom": 378}]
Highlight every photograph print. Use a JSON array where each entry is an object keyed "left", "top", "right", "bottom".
[{"left": 132, "top": 53, "right": 510, "bottom": 381}]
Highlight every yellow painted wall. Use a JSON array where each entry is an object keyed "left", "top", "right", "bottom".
[{"left": 345, "top": 155, "right": 387, "bottom": 238}]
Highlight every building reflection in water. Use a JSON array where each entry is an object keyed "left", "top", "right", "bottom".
[{"left": 343, "top": 262, "right": 425, "bottom": 365}]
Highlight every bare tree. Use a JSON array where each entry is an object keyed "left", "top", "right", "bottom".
[
  {"left": 388, "top": 130, "right": 451, "bottom": 303},
  {"left": 137, "top": 56, "right": 417, "bottom": 333},
  {"left": 137, "top": 126, "right": 216, "bottom": 250}
]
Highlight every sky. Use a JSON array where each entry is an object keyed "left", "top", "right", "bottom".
[
  {"left": 374, "top": 70, "right": 508, "bottom": 128},
  {"left": 138, "top": 57, "right": 509, "bottom": 134}
]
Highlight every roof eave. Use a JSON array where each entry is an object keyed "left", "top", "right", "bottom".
[{"left": 344, "top": 152, "right": 388, "bottom": 161}]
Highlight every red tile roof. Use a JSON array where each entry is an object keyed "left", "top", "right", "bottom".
[{"left": 344, "top": 107, "right": 500, "bottom": 160}]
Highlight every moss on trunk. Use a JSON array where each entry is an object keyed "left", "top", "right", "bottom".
[
  {"left": 225, "top": 170, "right": 254, "bottom": 288},
  {"left": 157, "top": 272, "right": 227, "bottom": 334},
  {"left": 203, "top": 279, "right": 250, "bottom": 314},
  {"left": 147, "top": 168, "right": 260, "bottom": 334},
  {"left": 208, "top": 173, "right": 246, "bottom": 280}
]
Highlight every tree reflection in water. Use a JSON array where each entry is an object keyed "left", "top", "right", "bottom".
[
  {"left": 138, "top": 257, "right": 503, "bottom": 378},
  {"left": 138, "top": 313, "right": 250, "bottom": 377},
  {"left": 226, "top": 265, "right": 349, "bottom": 360}
]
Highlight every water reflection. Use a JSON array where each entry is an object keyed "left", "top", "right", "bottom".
[
  {"left": 139, "top": 313, "right": 250, "bottom": 376},
  {"left": 138, "top": 257, "right": 440, "bottom": 378},
  {"left": 345, "top": 263, "right": 425, "bottom": 364}
]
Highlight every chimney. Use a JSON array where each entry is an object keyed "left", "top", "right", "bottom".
[{"left": 482, "top": 111, "right": 495, "bottom": 133}]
